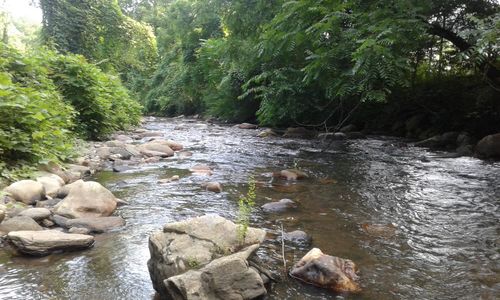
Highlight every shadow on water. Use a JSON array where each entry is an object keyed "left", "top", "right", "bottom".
[{"left": 1, "top": 117, "right": 499, "bottom": 299}]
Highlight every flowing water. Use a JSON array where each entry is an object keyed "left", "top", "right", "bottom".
[{"left": 0, "top": 117, "right": 499, "bottom": 299}]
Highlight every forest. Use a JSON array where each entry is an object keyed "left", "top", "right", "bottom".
[{"left": 0, "top": 0, "right": 499, "bottom": 177}]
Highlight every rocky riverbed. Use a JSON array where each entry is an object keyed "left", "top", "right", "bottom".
[{"left": 0, "top": 116, "right": 499, "bottom": 299}]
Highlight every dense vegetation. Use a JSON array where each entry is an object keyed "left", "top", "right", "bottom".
[
  {"left": 0, "top": 44, "right": 141, "bottom": 180},
  {"left": 0, "top": 0, "right": 499, "bottom": 180}
]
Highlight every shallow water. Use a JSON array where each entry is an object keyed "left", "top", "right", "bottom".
[{"left": 1, "top": 117, "right": 499, "bottom": 299}]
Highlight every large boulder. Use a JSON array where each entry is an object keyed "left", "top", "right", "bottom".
[
  {"left": 3, "top": 180, "right": 45, "bottom": 205},
  {"left": 7, "top": 230, "right": 94, "bottom": 256},
  {"left": 148, "top": 214, "right": 266, "bottom": 298},
  {"left": 138, "top": 141, "right": 175, "bottom": 157},
  {"left": 36, "top": 174, "right": 65, "bottom": 198},
  {"left": 290, "top": 248, "right": 360, "bottom": 293},
  {"left": 0, "top": 216, "right": 43, "bottom": 234},
  {"left": 18, "top": 208, "right": 52, "bottom": 221},
  {"left": 53, "top": 215, "right": 125, "bottom": 233},
  {"left": 476, "top": 133, "right": 500, "bottom": 158},
  {"left": 53, "top": 180, "right": 117, "bottom": 218},
  {"left": 165, "top": 244, "right": 266, "bottom": 300}
]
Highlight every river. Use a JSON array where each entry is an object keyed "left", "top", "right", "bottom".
[{"left": 1, "top": 117, "right": 499, "bottom": 299}]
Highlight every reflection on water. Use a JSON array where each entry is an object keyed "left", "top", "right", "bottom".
[{"left": 1, "top": 117, "right": 499, "bottom": 299}]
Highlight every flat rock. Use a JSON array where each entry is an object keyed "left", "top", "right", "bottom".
[
  {"left": 18, "top": 208, "right": 51, "bottom": 221},
  {"left": 3, "top": 180, "right": 45, "bottom": 205},
  {"left": 0, "top": 216, "right": 43, "bottom": 233},
  {"left": 7, "top": 230, "right": 94, "bottom": 256},
  {"left": 54, "top": 215, "right": 125, "bottom": 233}
]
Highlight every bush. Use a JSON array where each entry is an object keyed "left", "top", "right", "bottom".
[
  {"left": 0, "top": 45, "right": 75, "bottom": 179},
  {"left": 46, "top": 52, "right": 142, "bottom": 140}
]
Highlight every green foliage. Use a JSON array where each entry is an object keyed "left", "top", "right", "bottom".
[
  {"left": 47, "top": 52, "right": 142, "bottom": 139},
  {"left": 39, "top": 0, "right": 158, "bottom": 98},
  {"left": 0, "top": 44, "right": 75, "bottom": 178},
  {"left": 237, "top": 176, "right": 256, "bottom": 242}
]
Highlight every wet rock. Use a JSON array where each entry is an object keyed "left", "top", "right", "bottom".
[
  {"left": 277, "top": 169, "right": 308, "bottom": 181},
  {"left": 148, "top": 214, "right": 266, "bottom": 297},
  {"left": 139, "top": 141, "right": 175, "bottom": 157},
  {"left": 290, "top": 248, "right": 360, "bottom": 293},
  {"left": 361, "top": 223, "right": 397, "bottom": 238},
  {"left": 54, "top": 180, "right": 117, "bottom": 219},
  {"left": 190, "top": 164, "right": 213, "bottom": 176},
  {"left": 0, "top": 216, "right": 43, "bottom": 233},
  {"left": 415, "top": 132, "right": 459, "bottom": 149},
  {"left": 318, "top": 132, "right": 346, "bottom": 140},
  {"left": 456, "top": 132, "right": 472, "bottom": 147},
  {"left": 476, "top": 133, "right": 500, "bottom": 158},
  {"left": 18, "top": 208, "right": 51, "bottom": 221},
  {"left": 54, "top": 215, "right": 125, "bottom": 233},
  {"left": 339, "top": 124, "right": 357, "bottom": 133},
  {"left": 164, "top": 140, "right": 184, "bottom": 151},
  {"left": 262, "top": 199, "right": 296, "bottom": 213},
  {"left": 116, "top": 198, "right": 129, "bottom": 207},
  {"left": 257, "top": 128, "right": 279, "bottom": 138},
  {"left": 165, "top": 244, "right": 266, "bottom": 300},
  {"left": 158, "top": 175, "right": 181, "bottom": 184},
  {"left": 456, "top": 144, "right": 473, "bottom": 157},
  {"left": 36, "top": 174, "right": 65, "bottom": 198},
  {"left": 7, "top": 230, "right": 94, "bottom": 256},
  {"left": 202, "top": 182, "right": 222, "bottom": 193},
  {"left": 283, "top": 127, "right": 317, "bottom": 139},
  {"left": 112, "top": 162, "right": 133, "bottom": 173},
  {"left": 238, "top": 123, "right": 258, "bottom": 129},
  {"left": 3, "top": 180, "right": 45, "bottom": 205},
  {"left": 282, "top": 230, "right": 312, "bottom": 247}
]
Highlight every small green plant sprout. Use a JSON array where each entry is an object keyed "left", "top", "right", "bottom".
[
  {"left": 186, "top": 257, "right": 200, "bottom": 269},
  {"left": 237, "top": 176, "right": 257, "bottom": 243}
]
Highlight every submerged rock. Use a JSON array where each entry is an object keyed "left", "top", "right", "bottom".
[
  {"left": 476, "top": 133, "right": 500, "bottom": 158},
  {"left": 3, "top": 180, "right": 45, "bottom": 205},
  {"left": 7, "top": 230, "right": 94, "bottom": 256},
  {"left": 148, "top": 214, "right": 266, "bottom": 298},
  {"left": 54, "top": 180, "right": 117, "bottom": 219},
  {"left": 261, "top": 199, "right": 296, "bottom": 213},
  {"left": 282, "top": 230, "right": 312, "bottom": 247},
  {"left": 277, "top": 169, "right": 308, "bottom": 181},
  {"left": 361, "top": 223, "right": 397, "bottom": 238},
  {"left": 189, "top": 164, "right": 213, "bottom": 176},
  {"left": 165, "top": 244, "right": 266, "bottom": 300},
  {"left": 290, "top": 248, "right": 360, "bottom": 293}
]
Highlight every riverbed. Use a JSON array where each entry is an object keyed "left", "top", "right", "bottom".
[{"left": 1, "top": 117, "right": 499, "bottom": 299}]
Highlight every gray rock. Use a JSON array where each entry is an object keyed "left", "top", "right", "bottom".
[
  {"left": 7, "top": 230, "right": 94, "bottom": 256},
  {"left": 110, "top": 147, "right": 133, "bottom": 160},
  {"left": 202, "top": 182, "right": 222, "bottom": 193},
  {"left": 0, "top": 216, "right": 43, "bottom": 233},
  {"left": 3, "top": 180, "right": 45, "bottom": 205},
  {"left": 138, "top": 141, "right": 174, "bottom": 157},
  {"left": 476, "top": 133, "right": 500, "bottom": 158},
  {"left": 41, "top": 219, "right": 55, "bottom": 228},
  {"left": 148, "top": 214, "right": 266, "bottom": 297},
  {"left": 36, "top": 198, "right": 62, "bottom": 208},
  {"left": 54, "top": 180, "right": 117, "bottom": 218},
  {"left": 262, "top": 199, "right": 296, "bottom": 213},
  {"left": 283, "top": 127, "right": 317, "bottom": 139},
  {"left": 96, "top": 147, "right": 112, "bottom": 160},
  {"left": 36, "top": 174, "right": 64, "bottom": 198},
  {"left": 290, "top": 248, "right": 360, "bottom": 293},
  {"left": 18, "top": 208, "right": 51, "bottom": 221},
  {"left": 283, "top": 230, "right": 312, "bottom": 246},
  {"left": 165, "top": 244, "right": 266, "bottom": 300},
  {"left": 238, "top": 123, "right": 258, "bottom": 129},
  {"left": 68, "top": 227, "right": 91, "bottom": 235},
  {"left": 54, "top": 215, "right": 125, "bottom": 233}
]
